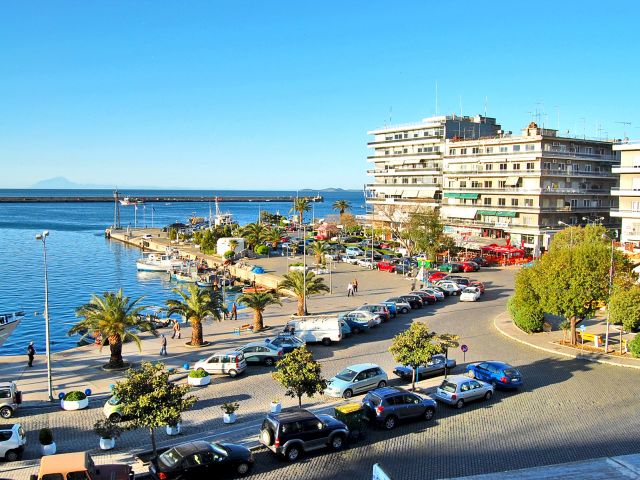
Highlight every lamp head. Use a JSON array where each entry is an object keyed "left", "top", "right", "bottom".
[
  {"left": 35, "top": 234, "right": 42, "bottom": 240},
  {"left": 43, "top": 230, "right": 49, "bottom": 237}
]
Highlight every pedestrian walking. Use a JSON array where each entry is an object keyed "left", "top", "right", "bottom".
[
  {"left": 160, "top": 334, "right": 167, "bottom": 356},
  {"left": 347, "top": 282, "right": 354, "bottom": 297},
  {"left": 27, "top": 342, "right": 36, "bottom": 367},
  {"left": 410, "top": 280, "right": 416, "bottom": 291},
  {"left": 352, "top": 278, "right": 358, "bottom": 293},
  {"left": 171, "top": 320, "right": 181, "bottom": 339},
  {"left": 230, "top": 302, "right": 238, "bottom": 321}
]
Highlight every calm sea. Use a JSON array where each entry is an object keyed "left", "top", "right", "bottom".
[{"left": 0, "top": 189, "right": 365, "bottom": 356}]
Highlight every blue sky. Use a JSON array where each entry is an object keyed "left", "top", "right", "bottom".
[{"left": 1, "top": 1, "right": 638, "bottom": 190}]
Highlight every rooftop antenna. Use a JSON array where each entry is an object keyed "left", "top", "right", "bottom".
[
  {"left": 615, "top": 121, "right": 631, "bottom": 139},
  {"left": 484, "top": 95, "right": 488, "bottom": 118}
]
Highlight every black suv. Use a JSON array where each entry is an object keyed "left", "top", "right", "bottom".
[
  {"left": 399, "top": 295, "right": 423, "bottom": 309},
  {"left": 362, "top": 387, "right": 437, "bottom": 430},
  {"left": 259, "top": 408, "right": 349, "bottom": 462}
]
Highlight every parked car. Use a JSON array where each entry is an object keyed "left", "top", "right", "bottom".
[
  {"left": 32, "top": 451, "right": 133, "bottom": 480},
  {"left": 364, "top": 250, "right": 383, "bottom": 261},
  {"left": 342, "top": 254, "right": 359, "bottom": 265},
  {"left": 384, "top": 297, "right": 411, "bottom": 314},
  {"left": 237, "top": 342, "right": 283, "bottom": 366},
  {"left": 149, "top": 441, "right": 254, "bottom": 479},
  {"left": 410, "top": 290, "right": 436, "bottom": 305},
  {"left": 348, "top": 310, "right": 382, "bottom": 327},
  {"left": 462, "top": 261, "right": 480, "bottom": 272},
  {"left": 345, "top": 247, "right": 365, "bottom": 256},
  {"left": 380, "top": 301, "right": 398, "bottom": 318},
  {"left": 377, "top": 261, "right": 396, "bottom": 272},
  {"left": 460, "top": 287, "right": 481, "bottom": 302},
  {"left": 357, "top": 258, "right": 376, "bottom": 269},
  {"left": 439, "top": 263, "right": 464, "bottom": 273},
  {"left": 399, "top": 294, "right": 423, "bottom": 309},
  {"left": 470, "top": 256, "right": 490, "bottom": 267},
  {"left": 324, "top": 253, "right": 341, "bottom": 262},
  {"left": 0, "top": 381, "right": 22, "bottom": 419},
  {"left": 445, "top": 276, "right": 471, "bottom": 287},
  {"left": 356, "top": 304, "right": 391, "bottom": 322},
  {"left": 435, "top": 281, "right": 462, "bottom": 296},
  {"left": 0, "top": 423, "right": 26, "bottom": 461},
  {"left": 428, "top": 271, "right": 449, "bottom": 283},
  {"left": 393, "top": 354, "right": 457, "bottom": 381},
  {"left": 362, "top": 387, "right": 436, "bottom": 430},
  {"left": 338, "top": 312, "right": 373, "bottom": 333},
  {"left": 259, "top": 409, "right": 349, "bottom": 462},
  {"left": 434, "top": 375, "right": 494, "bottom": 409},
  {"left": 264, "top": 335, "right": 306, "bottom": 354},
  {"left": 469, "top": 280, "right": 485, "bottom": 294},
  {"left": 103, "top": 396, "right": 128, "bottom": 422},
  {"left": 394, "top": 263, "right": 412, "bottom": 275},
  {"left": 466, "top": 361, "right": 523, "bottom": 389},
  {"left": 193, "top": 351, "right": 247, "bottom": 377},
  {"left": 419, "top": 288, "right": 445, "bottom": 301},
  {"left": 324, "top": 364, "right": 388, "bottom": 399}
]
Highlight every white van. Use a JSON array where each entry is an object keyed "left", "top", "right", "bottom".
[{"left": 285, "top": 315, "right": 343, "bottom": 346}]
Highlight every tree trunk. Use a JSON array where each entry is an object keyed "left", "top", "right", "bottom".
[
  {"left": 108, "top": 335, "right": 124, "bottom": 368},
  {"left": 297, "top": 394, "right": 302, "bottom": 407},
  {"left": 253, "top": 310, "right": 264, "bottom": 331},
  {"left": 150, "top": 427, "right": 157, "bottom": 459},
  {"left": 297, "top": 297, "right": 305, "bottom": 317},
  {"left": 570, "top": 316, "right": 577, "bottom": 346},
  {"left": 191, "top": 318, "right": 203, "bottom": 346},
  {"left": 411, "top": 366, "right": 416, "bottom": 391}
]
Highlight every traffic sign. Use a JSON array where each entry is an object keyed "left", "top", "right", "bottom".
[{"left": 461, "top": 344, "right": 468, "bottom": 352}]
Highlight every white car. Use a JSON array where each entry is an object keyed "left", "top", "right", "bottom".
[
  {"left": 342, "top": 255, "right": 359, "bottom": 265},
  {"left": 357, "top": 258, "right": 376, "bottom": 269},
  {"left": 312, "top": 266, "right": 329, "bottom": 275},
  {"left": 324, "top": 253, "right": 341, "bottom": 262},
  {"left": 459, "top": 287, "right": 481, "bottom": 302},
  {"left": 436, "top": 280, "right": 462, "bottom": 296},
  {"left": 384, "top": 297, "right": 412, "bottom": 314},
  {"left": 345, "top": 247, "right": 365, "bottom": 256}
]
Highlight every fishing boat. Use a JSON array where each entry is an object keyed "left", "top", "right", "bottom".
[
  {"left": 0, "top": 311, "right": 24, "bottom": 347},
  {"left": 120, "top": 197, "right": 144, "bottom": 206},
  {"left": 136, "top": 252, "right": 184, "bottom": 272},
  {"left": 213, "top": 197, "right": 236, "bottom": 227},
  {"left": 172, "top": 271, "right": 197, "bottom": 283}
]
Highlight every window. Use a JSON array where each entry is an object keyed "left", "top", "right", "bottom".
[
  {"left": 499, "top": 163, "right": 508, "bottom": 170},
  {"left": 524, "top": 198, "right": 533, "bottom": 207},
  {"left": 499, "top": 146, "right": 508, "bottom": 153},
  {"left": 583, "top": 199, "right": 590, "bottom": 207},
  {"left": 512, "top": 163, "right": 521, "bottom": 170},
  {"left": 584, "top": 164, "right": 592, "bottom": 172},
  {"left": 414, "top": 133, "right": 419, "bottom": 138},
  {"left": 433, "top": 145, "right": 440, "bottom": 152},
  {"left": 511, "top": 198, "right": 519, "bottom": 206},
  {"left": 412, "top": 178, "right": 418, "bottom": 184},
  {"left": 0, "top": 390, "right": 10, "bottom": 399},
  {"left": 484, "top": 181, "right": 492, "bottom": 188},
  {"left": 450, "top": 149, "right": 456, "bottom": 155},
  {"left": 471, "top": 181, "right": 481, "bottom": 188},
  {"left": 526, "top": 162, "right": 535, "bottom": 170},
  {"left": 525, "top": 144, "right": 535, "bottom": 151},
  {"left": 460, "top": 148, "right": 467, "bottom": 155},
  {"left": 483, "top": 198, "right": 492, "bottom": 205},
  {"left": 402, "top": 178, "right": 409, "bottom": 184},
  {"left": 543, "top": 162, "right": 551, "bottom": 170},
  {"left": 586, "top": 147, "right": 593, "bottom": 154},
  {"left": 485, "top": 164, "right": 493, "bottom": 171},
  {"left": 472, "top": 147, "right": 482, "bottom": 154},
  {"left": 0, "top": 432, "right": 12, "bottom": 441},
  {"left": 384, "top": 150, "right": 390, "bottom": 155},
  {"left": 486, "top": 147, "right": 494, "bottom": 153},
  {"left": 498, "top": 181, "right": 506, "bottom": 188},
  {"left": 471, "top": 198, "right": 479, "bottom": 205},
  {"left": 460, "top": 181, "right": 467, "bottom": 188},
  {"left": 498, "top": 198, "right": 506, "bottom": 206},
  {"left": 513, "top": 145, "right": 521, "bottom": 152},
  {"left": 403, "top": 148, "right": 408, "bottom": 153}
]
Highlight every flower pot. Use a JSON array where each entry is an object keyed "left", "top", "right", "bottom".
[
  {"left": 61, "top": 397, "right": 89, "bottom": 411},
  {"left": 223, "top": 413, "right": 237, "bottom": 424},
  {"left": 166, "top": 423, "right": 181, "bottom": 436},
  {"left": 41, "top": 442, "right": 57, "bottom": 456},
  {"left": 270, "top": 402, "right": 282, "bottom": 414},
  {"left": 188, "top": 375, "right": 211, "bottom": 386},
  {"left": 99, "top": 437, "right": 116, "bottom": 450}
]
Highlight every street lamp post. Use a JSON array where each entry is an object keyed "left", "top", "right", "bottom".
[
  {"left": 35, "top": 231, "right": 54, "bottom": 402},
  {"left": 302, "top": 224, "right": 307, "bottom": 314},
  {"left": 603, "top": 229, "right": 618, "bottom": 353}
]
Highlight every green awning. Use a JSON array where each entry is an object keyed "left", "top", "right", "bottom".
[
  {"left": 495, "top": 211, "right": 517, "bottom": 217},
  {"left": 459, "top": 193, "right": 479, "bottom": 199},
  {"left": 444, "top": 192, "right": 459, "bottom": 198},
  {"left": 477, "top": 210, "right": 498, "bottom": 216}
]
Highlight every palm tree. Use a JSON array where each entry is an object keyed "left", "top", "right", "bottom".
[
  {"left": 242, "top": 222, "right": 268, "bottom": 250},
  {"left": 278, "top": 270, "right": 329, "bottom": 316},
  {"left": 236, "top": 291, "right": 282, "bottom": 331},
  {"left": 311, "top": 240, "right": 329, "bottom": 266},
  {"left": 166, "top": 284, "right": 224, "bottom": 347},
  {"left": 267, "top": 226, "right": 283, "bottom": 249},
  {"left": 290, "top": 198, "right": 311, "bottom": 225},
  {"left": 70, "top": 289, "right": 154, "bottom": 369},
  {"left": 332, "top": 199, "right": 352, "bottom": 224}
]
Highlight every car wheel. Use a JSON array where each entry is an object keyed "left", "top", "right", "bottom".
[
  {"left": 264, "top": 357, "right": 275, "bottom": 366},
  {"left": 455, "top": 399, "right": 465, "bottom": 409},
  {"left": 485, "top": 390, "right": 493, "bottom": 400},
  {"left": 228, "top": 369, "right": 238, "bottom": 377},
  {"left": 423, "top": 407, "right": 435, "bottom": 421},
  {"left": 285, "top": 445, "right": 301, "bottom": 462},
  {"left": 401, "top": 307, "right": 409, "bottom": 314},
  {"left": 5, "top": 450, "right": 19, "bottom": 462},
  {"left": 343, "top": 389, "right": 353, "bottom": 399},
  {"left": 467, "top": 370, "right": 476, "bottom": 379},
  {"left": 260, "top": 429, "right": 274, "bottom": 446},
  {"left": 322, "top": 337, "right": 332, "bottom": 346},
  {"left": 331, "top": 434, "right": 346, "bottom": 450},
  {"left": 353, "top": 327, "right": 361, "bottom": 334},
  {"left": 236, "top": 462, "right": 251, "bottom": 475},
  {"left": 377, "top": 380, "right": 387, "bottom": 388},
  {"left": 384, "top": 415, "right": 398, "bottom": 430},
  {"left": 0, "top": 406, "right": 12, "bottom": 419},
  {"left": 109, "top": 412, "right": 122, "bottom": 423}
]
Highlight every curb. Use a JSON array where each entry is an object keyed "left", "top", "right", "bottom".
[{"left": 493, "top": 312, "right": 640, "bottom": 370}]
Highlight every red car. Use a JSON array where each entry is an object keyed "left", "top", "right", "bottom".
[
  {"left": 377, "top": 261, "right": 396, "bottom": 273},
  {"left": 428, "top": 271, "right": 448, "bottom": 283},
  {"left": 469, "top": 280, "right": 485, "bottom": 294},
  {"left": 462, "top": 261, "right": 480, "bottom": 273}
]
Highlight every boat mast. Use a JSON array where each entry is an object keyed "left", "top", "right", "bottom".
[{"left": 113, "top": 189, "right": 121, "bottom": 229}]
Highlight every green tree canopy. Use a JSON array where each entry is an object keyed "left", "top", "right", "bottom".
[
  {"left": 272, "top": 346, "right": 326, "bottom": 407},
  {"left": 311, "top": 240, "right": 329, "bottom": 266},
  {"left": 278, "top": 270, "right": 329, "bottom": 316},
  {"left": 70, "top": 289, "right": 154, "bottom": 369},
  {"left": 241, "top": 222, "right": 269, "bottom": 250},
  {"left": 406, "top": 208, "right": 448, "bottom": 262},
  {"left": 389, "top": 322, "right": 444, "bottom": 390},
  {"left": 166, "top": 284, "right": 224, "bottom": 347},
  {"left": 290, "top": 198, "right": 311, "bottom": 224},
  {"left": 113, "top": 362, "right": 196, "bottom": 457},
  {"left": 236, "top": 291, "right": 282, "bottom": 331},
  {"left": 609, "top": 285, "right": 640, "bottom": 332}
]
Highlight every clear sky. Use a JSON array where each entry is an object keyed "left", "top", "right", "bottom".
[{"left": 1, "top": 1, "right": 638, "bottom": 190}]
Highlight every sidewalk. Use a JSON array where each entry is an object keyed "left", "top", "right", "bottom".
[{"left": 494, "top": 311, "right": 640, "bottom": 370}]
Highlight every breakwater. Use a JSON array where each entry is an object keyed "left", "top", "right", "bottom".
[{"left": 0, "top": 195, "right": 323, "bottom": 203}]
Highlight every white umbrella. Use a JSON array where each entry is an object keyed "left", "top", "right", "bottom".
[{"left": 415, "top": 266, "right": 426, "bottom": 282}]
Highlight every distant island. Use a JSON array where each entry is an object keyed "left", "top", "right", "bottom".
[{"left": 31, "top": 177, "right": 111, "bottom": 189}]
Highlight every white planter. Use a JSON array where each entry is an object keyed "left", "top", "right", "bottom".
[
  {"left": 188, "top": 375, "right": 211, "bottom": 386},
  {"left": 41, "top": 442, "right": 57, "bottom": 456},
  {"left": 270, "top": 402, "right": 282, "bottom": 414},
  {"left": 289, "top": 265, "right": 307, "bottom": 272},
  {"left": 223, "top": 413, "right": 237, "bottom": 424},
  {"left": 99, "top": 437, "right": 116, "bottom": 450},
  {"left": 61, "top": 397, "right": 89, "bottom": 411},
  {"left": 166, "top": 423, "right": 181, "bottom": 436}
]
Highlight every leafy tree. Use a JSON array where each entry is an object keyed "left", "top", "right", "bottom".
[
  {"left": 113, "top": 362, "right": 196, "bottom": 458},
  {"left": 609, "top": 286, "right": 640, "bottom": 332},
  {"left": 508, "top": 267, "right": 545, "bottom": 333},
  {"left": 242, "top": 222, "right": 269, "bottom": 250},
  {"left": 278, "top": 270, "right": 329, "bottom": 316},
  {"left": 628, "top": 334, "right": 640, "bottom": 358},
  {"left": 406, "top": 208, "right": 448, "bottom": 262},
  {"left": 70, "top": 290, "right": 155, "bottom": 369},
  {"left": 272, "top": 346, "right": 326, "bottom": 407},
  {"left": 237, "top": 291, "right": 282, "bottom": 331},
  {"left": 290, "top": 198, "right": 311, "bottom": 224},
  {"left": 389, "top": 322, "right": 444, "bottom": 391},
  {"left": 168, "top": 228, "right": 178, "bottom": 241},
  {"left": 311, "top": 240, "right": 329, "bottom": 265},
  {"left": 166, "top": 284, "right": 224, "bottom": 347}
]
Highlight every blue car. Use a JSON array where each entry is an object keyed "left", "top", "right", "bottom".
[
  {"left": 338, "top": 312, "right": 372, "bottom": 334},
  {"left": 465, "top": 361, "right": 523, "bottom": 389},
  {"left": 380, "top": 301, "right": 398, "bottom": 318}
]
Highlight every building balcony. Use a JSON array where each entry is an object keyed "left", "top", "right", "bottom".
[
  {"left": 444, "top": 168, "right": 615, "bottom": 177},
  {"left": 611, "top": 209, "right": 640, "bottom": 219},
  {"left": 368, "top": 153, "right": 442, "bottom": 161},
  {"left": 444, "top": 186, "right": 613, "bottom": 195},
  {"left": 367, "top": 167, "right": 442, "bottom": 176},
  {"left": 541, "top": 150, "right": 617, "bottom": 162},
  {"left": 612, "top": 166, "right": 640, "bottom": 174},
  {"left": 610, "top": 188, "right": 640, "bottom": 197},
  {"left": 366, "top": 197, "right": 440, "bottom": 206}
]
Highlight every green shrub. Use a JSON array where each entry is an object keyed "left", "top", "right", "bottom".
[
  {"left": 64, "top": 391, "right": 87, "bottom": 401},
  {"left": 39, "top": 428, "right": 53, "bottom": 445},
  {"left": 290, "top": 262, "right": 304, "bottom": 267},
  {"left": 189, "top": 369, "right": 210, "bottom": 378},
  {"left": 223, "top": 250, "right": 234, "bottom": 259},
  {"left": 93, "top": 419, "right": 123, "bottom": 439},
  {"left": 254, "top": 244, "right": 269, "bottom": 255},
  {"left": 221, "top": 401, "right": 240, "bottom": 414},
  {"left": 628, "top": 334, "right": 640, "bottom": 358},
  {"left": 512, "top": 303, "right": 545, "bottom": 333}
]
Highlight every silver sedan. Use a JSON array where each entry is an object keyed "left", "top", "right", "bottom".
[{"left": 433, "top": 375, "right": 494, "bottom": 409}]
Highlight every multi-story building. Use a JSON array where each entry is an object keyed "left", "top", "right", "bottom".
[
  {"left": 365, "top": 115, "right": 501, "bottom": 227},
  {"left": 441, "top": 122, "right": 618, "bottom": 252},
  {"left": 611, "top": 143, "right": 640, "bottom": 246}
]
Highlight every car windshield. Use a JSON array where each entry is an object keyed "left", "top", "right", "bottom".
[
  {"left": 463, "top": 288, "right": 475, "bottom": 293},
  {"left": 504, "top": 368, "right": 520, "bottom": 376},
  {"left": 209, "top": 442, "right": 229, "bottom": 456},
  {"left": 440, "top": 380, "right": 457, "bottom": 393},
  {"left": 158, "top": 448, "right": 182, "bottom": 468},
  {"left": 107, "top": 396, "right": 120, "bottom": 406},
  {"left": 335, "top": 368, "right": 357, "bottom": 381}
]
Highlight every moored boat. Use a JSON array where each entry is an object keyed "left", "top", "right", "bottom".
[
  {"left": 136, "top": 252, "right": 184, "bottom": 272},
  {"left": 0, "top": 311, "right": 24, "bottom": 347}
]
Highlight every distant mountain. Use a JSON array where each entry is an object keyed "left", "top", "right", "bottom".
[{"left": 31, "top": 177, "right": 111, "bottom": 189}]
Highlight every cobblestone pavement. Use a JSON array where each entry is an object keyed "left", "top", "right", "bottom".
[{"left": 3, "top": 265, "right": 640, "bottom": 479}]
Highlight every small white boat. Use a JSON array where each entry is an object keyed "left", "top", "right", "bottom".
[
  {"left": 136, "top": 253, "right": 184, "bottom": 272},
  {"left": 120, "top": 197, "right": 144, "bottom": 206},
  {"left": 212, "top": 197, "right": 236, "bottom": 227},
  {"left": 0, "top": 311, "right": 24, "bottom": 347},
  {"left": 172, "top": 271, "right": 197, "bottom": 283}
]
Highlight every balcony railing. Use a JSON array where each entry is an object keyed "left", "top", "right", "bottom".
[
  {"left": 367, "top": 167, "right": 442, "bottom": 175},
  {"left": 445, "top": 168, "right": 615, "bottom": 177}
]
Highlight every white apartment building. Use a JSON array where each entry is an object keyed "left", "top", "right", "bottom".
[{"left": 611, "top": 143, "right": 640, "bottom": 246}]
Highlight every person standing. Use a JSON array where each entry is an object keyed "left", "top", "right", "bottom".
[
  {"left": 347, "top": 282, "right": 354, "bottom": 297},
  {"left": 230, "top": 303, "right": 238, "bottom": 321},
  {"left": 160, "top": 334, "right": 167, "bottom": 356},
  {"left": 171, "top": 320, "right": 181, "bottom": 339},
  {"left": 27, "top": 342, "right": 36, "bottom": 367},
  {"left": 352, "top": 278, "right": 358, "bottom": 293}
]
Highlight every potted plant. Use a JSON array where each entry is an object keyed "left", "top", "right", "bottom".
[
  {"left": 270, "top": 398, "right": 282, "bottom": 414},
  {"left": 221, "top": 401, "right": 240, "bottom": 424},
  {"left": 39, "top": 428, "right": 56, "bottom": 456},
  {"left": 60, "top": 390, "right": 89, "bottom": 411},
  {"left": 288, "top": 262, "right": 306, "bottom": 272},
  {"left": 93, "top": 419, "right": 122, "bottom": 450},
  {"left": 187, "top": 369, "right": 211, "bottom": 386},
  {"left": 166, "top": 419, "right": 181, "bottom": 436}
]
